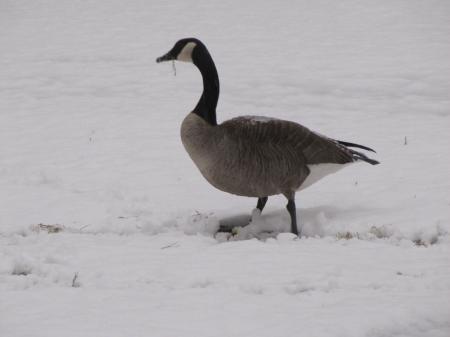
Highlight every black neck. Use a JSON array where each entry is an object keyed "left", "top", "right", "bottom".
[{"left": 192, "top": 44, "right": 219, "bottom": 126}]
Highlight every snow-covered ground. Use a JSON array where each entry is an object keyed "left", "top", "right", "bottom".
[{"left": 1, "top": 1, "right": 449, "bottom": 336}]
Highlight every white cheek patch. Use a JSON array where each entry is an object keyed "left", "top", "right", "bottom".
[{"left": 177, "top": 42, "right": 196, "bottom": 63}]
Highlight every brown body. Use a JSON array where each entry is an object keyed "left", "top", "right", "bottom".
[{"left": 181, "top": 113, "right": 354, "bottom": 199}]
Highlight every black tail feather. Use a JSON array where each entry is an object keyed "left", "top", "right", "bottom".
[
  {"left": 355, "top": 155, "right": 380, "bottom": 165},
  {"left": 337, "top": 141, "right": 376, "bottom": 153},
  {"left": 335, "top": 139, "right": 379, "bottom": 165},
  {"left": 348, "top": 148, "right": 380, "bottom": 165}
]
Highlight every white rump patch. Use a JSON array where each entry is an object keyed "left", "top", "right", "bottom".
[
  {"left": 299, "top": 163, "right": 352, "bottom": 191},
  {"left": 177, "top": 42, "right": 196, "bottom": 63}
]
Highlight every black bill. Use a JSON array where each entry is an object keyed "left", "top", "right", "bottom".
[{"left": 156, "top": 51, "right": 174, "bottom": 63}]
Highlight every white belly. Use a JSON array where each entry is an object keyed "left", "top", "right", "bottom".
[{"left": 299, "top": 163, "right": 352, "bottom": 191}]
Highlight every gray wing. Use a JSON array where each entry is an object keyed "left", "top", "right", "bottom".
[
  {"left": 216, "top": 116, "right": 354, "bottom": 195},
  {"left": 220, "top": 116, "right": 354, "bottom": 165}
]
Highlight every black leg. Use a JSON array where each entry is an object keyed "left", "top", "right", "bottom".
[
  {"left": 256, "top": 197, "right": 268, "bottom": 212},
  {"left": 286, "top": 199, "right": 299, "bottom": 236}
]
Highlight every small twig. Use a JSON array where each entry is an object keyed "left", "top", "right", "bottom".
[
  {"left": 72, "top": 272, "right": 79, "bottom": 287},
  {"left": 404, "top": 136, "right": 408, "bottom": 145},
  {"left": 118, "top": 215, "right": 140, "bottom": 220},
  {"left": 161, "top": 242, "right": 179, "bottom": 249}
]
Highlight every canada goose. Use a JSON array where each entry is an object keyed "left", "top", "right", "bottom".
[{"left": 156, "top": 38, "right": 379, "bottom": 236}]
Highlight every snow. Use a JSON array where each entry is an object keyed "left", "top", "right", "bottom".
[{"left": 1, "top": 0, "right": 450, "bottom": 336}]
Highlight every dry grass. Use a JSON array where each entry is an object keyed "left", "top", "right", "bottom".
[
  {"left": 336, "top": 231, "right": 360, "bottom": 240},
  {"left": 31, "top": 223, "right": 64, "bottom": 234}
]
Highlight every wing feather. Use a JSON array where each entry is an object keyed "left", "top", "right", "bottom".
[{"left": 220, "top": 116, "right": 354, "bottom": 166}]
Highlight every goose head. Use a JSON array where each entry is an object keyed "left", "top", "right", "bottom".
[
  {"left": 156, "top": 38, "right": 220, "bottom": 125},
  {"left": 156, "top": 38, "right": 204, "bottom": 64}
]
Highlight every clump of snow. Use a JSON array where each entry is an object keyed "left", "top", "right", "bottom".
[
  {"left": 11, "top": 255, "right": 35, "bottom": 276},
  {"left": 172, "top": 211, "right": 220, "bottom": 235}
]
